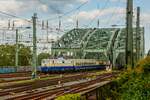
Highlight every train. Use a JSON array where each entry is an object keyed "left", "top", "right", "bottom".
[{"left": 40, "top": 58, "right": 108, "bottom": 73}]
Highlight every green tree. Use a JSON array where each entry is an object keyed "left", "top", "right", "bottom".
[
  {"left": 0, "top": 45, "right": 15, "bottom": 66},
  {"left": 110, "top": 57, "right": 150, "bottom": 100},
  {"left": 38, "top": 53, "right": 50, "bottom": 66},
  {"left": 0, "top": 44, "right": 31, "bottom": 66},
  {"left": 18, "top": 44, "right": 32, "bottom": 66}
]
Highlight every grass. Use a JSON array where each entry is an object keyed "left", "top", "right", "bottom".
[{"left": 56, "top": 94, "right": 85, "bottom": 100}]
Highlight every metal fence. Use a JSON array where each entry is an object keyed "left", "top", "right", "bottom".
[{"left": 0, "top": 66, "right": 41, "bottom": 74}]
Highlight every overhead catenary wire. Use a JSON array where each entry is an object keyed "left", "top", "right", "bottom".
[
  {"left": 0, "top": 11, "right": 32, "bottom": 23},
  {"left": 39, "top": 1, "right": 89, "bottom": 33},
  {"left": 0, "top": 0, "right": 129, "bottom": 47},
  {"left": 0, "top": 0, "right": 88, "bottom": 30},
  {"left": 0, "top": 2, "right": 88, "bottom": 30},
  {"left": 105, "top": 0, "right": 125, "bottom": 27},
  {"left": 82, "top": 0, "right": 110, "bottom": 28},
  {"left": 0, "top": 11, "right": 61, "bottom": 32},
  {"left": 42, "top": 1, "right": 89, "bottom": 21}
]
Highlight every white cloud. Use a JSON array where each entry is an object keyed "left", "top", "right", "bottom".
[
  {"left": 77, "top": 0, "right": 89, "bottom": 3},
  {"left": 39, "top": 4, "right": 49, "bottom": 13},
  {"left": 141, "top": 13, "right": 150, "bottom": 25},
  {"left": 110, "top": 0, "right": 126, "bottom": 3},
  {"left": 0, "top": 0, "right": 45, "bottom": 14},
  {"left": 0, "top": 0, "right": 90, "bottom": 18},
  {"left": 0, "top": 0, "right": 24, "bottom": 13},
  {"left": 37, "top": 0, "right": 89, "bottom": 14},
  {"left": 71, "top": 7, "right": 125, "bottom": 21},
  {"left": 67, "top": 18, "right": 74, "bottom": 23}
]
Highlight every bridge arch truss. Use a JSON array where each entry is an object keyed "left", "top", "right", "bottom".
[{"left": 51, "top": 28, "right": 144, "bottom": 67}]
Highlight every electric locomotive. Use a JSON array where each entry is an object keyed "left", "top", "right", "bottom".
[{"left": 40, "top": 57, "right": 107, "bottom": 73}]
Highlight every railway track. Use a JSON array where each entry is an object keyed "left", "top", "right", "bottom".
[
  {"left": 0, "top": 71, "right": 97, "bottom": 83},
  {"left": 0, "top": 72, "right": 32, "bottom": 78},
  {"left": 0, "top": 71, "right": 103, "bottom": 90},
  {"left": 4, "top": 72, "right": 117, "bottom": 100},
  {"left": 0, "top": 74, "right": 50, "bottom": 83},
  {"left": 0, "top": 71, "right": 98, "bottom": 78},
  {"left": 33, "top": 74, "right": 113, "bottom": 100},
  {"left": 0, "top": 72, "right": 96, "bottom": 97}
]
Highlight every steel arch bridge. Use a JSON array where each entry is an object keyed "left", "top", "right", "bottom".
[{"left": 51, "top": 28, "right": 144, "bottom": 67}]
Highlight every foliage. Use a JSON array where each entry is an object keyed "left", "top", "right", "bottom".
[
  {"left": 18, "top": 44, "right": 32, "bottom": 66},
  {"left": 0, "top": 44, "right": 31, "bottom": 66},
  {"left": 37, "top": 53, "right": 50, "bottom": 65},
  {"left": 110, "top": 57, "right": 150, "bottom": 100},
  {"left": 120, "top": 75, "right": 150, "bottom": 100},
  {"left": 136, "top": 56, "right": 150, "bottom": 74},
  {"left": 55, "top": 94, "right": 85, "bottom": 100}
]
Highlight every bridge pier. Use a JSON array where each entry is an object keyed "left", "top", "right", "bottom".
[{"left": 81, "top": 81, "right": 113, "bottom": 100}]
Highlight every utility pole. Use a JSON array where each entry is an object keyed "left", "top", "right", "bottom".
[
  {"left": 97, "top": 19, "right": 100, "bottom": 28},
  {"left": 32, "top": 13, "right": 37, "bottom": 79},
  {"left": 76, "top": 19, "right": 78, "bottom": 29},
  {"left": 8, "top": 20, "right": 10, "bottom": 29},
  {"left": 15, "top": 29, "right": 19, "bottom": 71},
  {"left": 46, "top": 20, "right": 49, "bottom": 42},
  {"left": 12, "top": 21, "right": 15, "bottom": 30},
  {"left": 126, "top": 0, "right": 134, "bottom": 68},
  {"left": 59, "top": 19, "right": 61, "bottom": 31},
  {"left": 42, "top": 20, "right": 44, "bottom": 30},
  {"left": 136, "top": 7, "right": 140, "bottom": 62}
]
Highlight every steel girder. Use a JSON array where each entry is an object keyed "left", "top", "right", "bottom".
[{"left": 51, "top": 28, "right": 144, "bottom": 66}]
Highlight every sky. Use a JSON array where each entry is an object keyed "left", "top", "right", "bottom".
[{"left": 0, "top": 0, "right": 149, "bottom": 53}]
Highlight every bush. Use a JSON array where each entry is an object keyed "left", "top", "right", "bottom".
[
  {"left": 136, "top": 56, "right": 150, "bottom": 74},
  {"left": 110, "top": 57, "right": 150, "bottom": 100},
  {"left": 120, "top": 75, "right": 150, "bottom": 100},
  {"left": 55, "top": 94, "right": 85, "bottom": 100}
]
